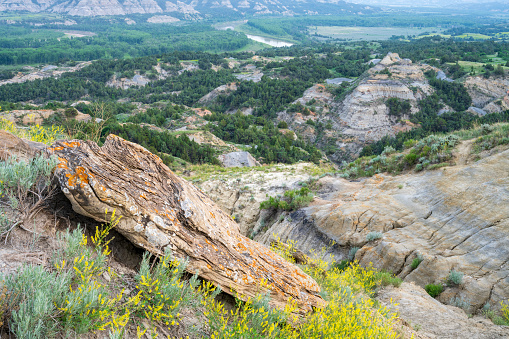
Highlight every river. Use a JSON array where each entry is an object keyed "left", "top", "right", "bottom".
[{"left": 245, "top": 34, "right": 293, "bottom": 48}]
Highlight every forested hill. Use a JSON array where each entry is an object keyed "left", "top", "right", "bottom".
[{"left": 1, "top": 38, "right": 508, "bottom": 169}]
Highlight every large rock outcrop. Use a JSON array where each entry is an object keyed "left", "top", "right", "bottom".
[
  {"left": 48, "top": 135, "right": 324, "bottom": 314},
  {"left": 465, "top": 75, "right": 509, "bottom": 113},
  {"left": 378, "top": 283, "right": 509, "bottom": 339},
  {"left": 259, "top": 148, "right": 509, "bottom": 313},
  {"left": 278, "top": 53, "right": 435, "bottom": 163},
  {"left": 330, "top": 53, "right": 433, "bottom": 148},
  {"left": 0, "top": 130, "right": 45, "bottom": 161},
  {"left": 0, "top": 0, "right": 377, "bottom": 17}
]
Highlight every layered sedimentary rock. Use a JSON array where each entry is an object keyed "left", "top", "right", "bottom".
[
  {"left": 378, "top": 283, "right": 509, "bottom": 338},
  {"left": 259, "top": 149, "right": 509, "bottom": 313},
  {"left": 331, "top": 53, "right": 433, "bottom": 146},
  {"left": 278, "top": 53, "right": 434, "bottom": 163},
  {"left": 465, "top": 75, "right": 509, "bottom": 113},
  {"left": 48, "top": 135, "right": 325, "bottom": 314}
]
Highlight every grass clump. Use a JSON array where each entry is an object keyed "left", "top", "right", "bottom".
[
  {"left": 339, "top": 134, "right": 460, "bottom": 179},
  {"left": 375, "top": 271, "right": 403, "bottom": 288},
  {"left": 425, "top": 284, "right": 444, "bottom": 298},
  {"left": 471, "top": 123, "right": 509, "bottom": 154},
  {"left": 260, "top": 187, "right": 314, "bottom": 211},
  {"left": 447, "top": 269, "right": 463, "bottom": 286}
]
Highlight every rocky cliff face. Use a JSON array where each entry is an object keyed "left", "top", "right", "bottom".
[
  {"left": 465, "top": 75, "right": 509, "bottom": 115},
  {"left": 330, "top": 54, "right": 432, "bottom": 154},
  {"left": 0, "top": 0, "right": 377, "bottom": 16},
  {"left": 279, "top": 53, "right": 434, "bottom": 163},
  {"left": 255, "top": 147, "right": 509, "bottom": 314}
]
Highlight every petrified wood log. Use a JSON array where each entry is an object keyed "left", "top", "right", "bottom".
[{"left": 48, "top": 135, "right": 325, "bottom": 314}]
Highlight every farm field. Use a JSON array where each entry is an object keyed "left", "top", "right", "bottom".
[
  {"left": 308, "top": 26, "right": 445, "bottom": 41},
  {"left": 456, "top": 33, "right": 492, "bottom": 40}
]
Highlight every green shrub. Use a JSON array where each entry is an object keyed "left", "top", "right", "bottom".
[
  {"left": 425, "top": 284, "right": 443, "bottom": 298},
  {"left": 366, "top": 231, "right": 383, "bottom": 242},
  {"left": 447, "top": 270, "right": 463, "bottom": 286},
  {"left": 0, "top": 155, "right": 58, "bottom": 210},
  {"left": 403, "top": 139, "right": 417, "bottom": 149},
  {"left": 410, "top": 256, "right": 423, "bottom": 270},
  {"left": 404, "top": 153, "right": 418, "bottom": 165},
  {"left": 260, "top": 187, "right": 314, "bottom": 211},
  {"left": 381, "top": 146, "right": 396, "bottom": 155},
  {"left": 277, "top": 121, "right": 288, "bottom": 129}
]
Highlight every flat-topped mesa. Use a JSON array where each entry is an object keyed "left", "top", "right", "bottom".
[{"left": 48, "top": 134, "right": 325, "bottom": 314}]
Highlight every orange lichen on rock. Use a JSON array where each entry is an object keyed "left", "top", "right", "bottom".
[
  {"left": 62, "top": 141, "right": 81, "bottom": 148},
  {"left": 66, "top": 166, "right": 89, "bottom": 188}
]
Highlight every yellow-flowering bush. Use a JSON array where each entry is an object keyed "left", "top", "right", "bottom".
[
  {"left": 270, "top": 236, "right": 402, "bottom": 339},
  {"left": 200, "top": 281, "right": 298, "bottom": 339},
  {"left": 0, "top": 118, "right": 65, "bottom": 144},
  {"left": 4, "top": 209, "right": 403, "bottom": 339},
  {"left": 131, "top": 251, "right": 201, "bottom": 332},
  {"left": 52, "top": 214, "right": 130, "bottom": 335},
  {"left": 501, "top": 301, "right": 509, "bottom": 324}
]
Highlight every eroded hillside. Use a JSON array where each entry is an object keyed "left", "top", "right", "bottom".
[{"left": 197, "top": 123, "right": 509, "bottom": 320}]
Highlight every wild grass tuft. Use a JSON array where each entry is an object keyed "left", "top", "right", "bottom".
[{"left": 375, "top": 271, "right": 403, "bottom": 288}]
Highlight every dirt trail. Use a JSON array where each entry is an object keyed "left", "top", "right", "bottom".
[{"left": 454, "top": 139, "right": 475, "bottom": 166}]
